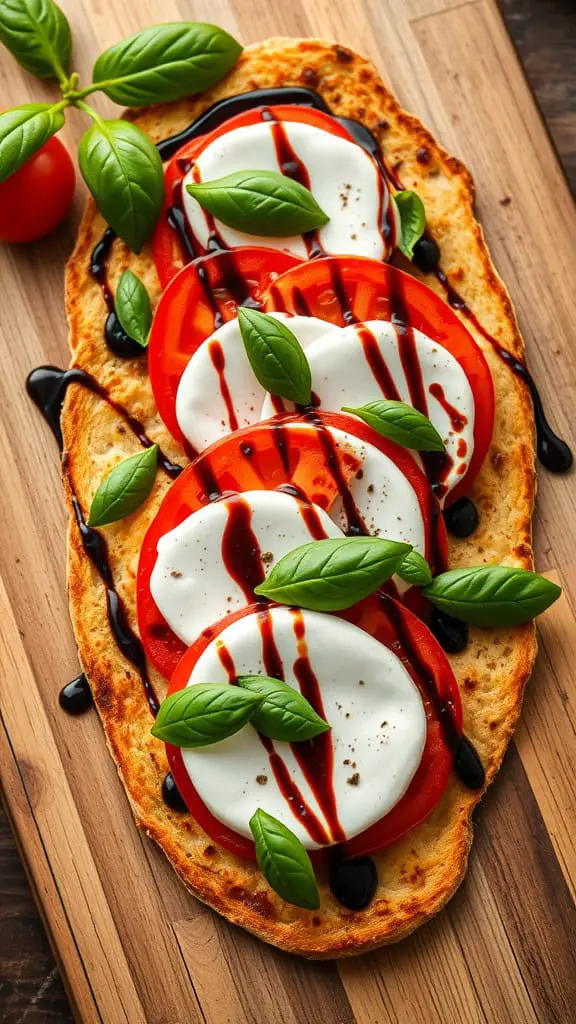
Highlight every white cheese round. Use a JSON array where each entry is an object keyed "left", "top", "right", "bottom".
[
  {"left": 175, "top": 312, "right": 331, "bottom": 452},
  {"left": 180, "top": 606, "right": 427, "bottom": 848},
  {"left": 260, "top": 320, "right": 476, "bottom": 497},
  {"left": 150, "top": 489, "right": 343, "bottom": 645},
  {"left": 182, "top": 119, "right": 388, "bottom": 259}
]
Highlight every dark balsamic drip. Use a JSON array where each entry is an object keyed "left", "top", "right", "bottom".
[
  {"left": 291, "top": 287, "right": 312, "bottom": 316},
  {"left": 194, "top": 458, "right": 223, "bottom": 503},
  {"left": 388, "top": 274, "right": 428, "bottom": 417},
  {"left": 272, "top": 421, "right": 290, "bottom": 473},
  {"left": 429, "top": 382, "right": 467, "bottom": 432},
  {"left": 190, "top": 162, "right": 229, "bottom": 254},
  {"left": 216, "top": 634, "right": 331, "bottom": 845},
  {"left": 329, "top": 114, "right": 397, "bottom": 248},
  {"left": 70, "top": 492, "right": 160, "bottom": 716},
  {"left": 428, "top": 607, "right": 468, "bottom": 654},
  {"left": 162, "top": 772, "right": 188, "bottom": 812},
  {"left": 89, "top": 229, "right": 146, "bottom": 359},
  {"left": 220, "top": 496, "right": 266, "bottom": 602},
  {"left": 289, "top": 610, "right": 346, "bottom": 843},
  {"left": 26, "top": 366, "right": 182, "bottom": 478},
  {"left": 328, "top": 257, "right": 357, "bottom": 325},
  {"left": 167, "top": 179, "right": 198, "bottom": 262},
  {"left": 355, "top": 324, "right": 400, "bottom": 399},
  {"left": 59, "top": 674, "right": 93, "bottom": 714},
  {"left": 382, "top": 596, "right": 483, "bottom": 789},
  {"left": 208, "top": 340, "right": 239, "bottom": 432},
  {"left": 433, "top": 269, "right": 572, "bottom": 474},
  {"left": 257, "top": 605, "right": 284, "bottom": 681},
  {"left": 276, "top": 483, "right": 330, "bottom": 541},
  {"left": 428, "top": 492, "right": 449, "bottom": 577},
  {"left": 329, "top": 854, "right": 378, "bottom": 910},
  {"left": 305, "top": 412, "right": 367, "bottom": 536},
  {"left": 197, "top": 262, "right": 225, "bottom": 330},
  {"left": 443, "top": 496, "right": 479, "bottom": 538},
  {"left": 267, "top": 113, "right": 326, "bottom": 259}
]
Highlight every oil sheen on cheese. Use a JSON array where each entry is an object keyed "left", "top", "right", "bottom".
[{"left": 180, "top": 606, "right": 427, "bottom": 848}]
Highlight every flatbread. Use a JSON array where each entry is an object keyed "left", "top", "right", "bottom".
[{"left": 62, "top": 38, "right": 537, "bottom": 957}]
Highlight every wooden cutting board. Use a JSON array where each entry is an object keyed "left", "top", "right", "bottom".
[{"left": 1, "top": 0, "right": 575, "bottom": 1021}]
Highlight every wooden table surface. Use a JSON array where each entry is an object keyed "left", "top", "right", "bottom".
[{"left": 0, "top": 0, "right": 574, "bottom": 1021}]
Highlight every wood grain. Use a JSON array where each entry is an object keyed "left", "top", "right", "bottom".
[{"left": 0, "top": 0, "right": 575, "bottom": 1021}]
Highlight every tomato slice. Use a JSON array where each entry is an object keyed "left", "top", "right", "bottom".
[
  {"left": 153, "top": 105, "right": 354, "bottom": 287},
  {"left": 148, "top": 247, "right": 302, "bottom": 448},
  {"left": 166, "top": 593, "right": 462, "bottom": 863},
  {"left": 264, "top": 256, "right": 494, "bottom": 504},
  {"left": 137, "top": 411, "right": 446, "bottom": 680}
]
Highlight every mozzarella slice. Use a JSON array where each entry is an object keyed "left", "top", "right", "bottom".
[
  {"left": 180, "top": 606, "right": 426, "bottom": 848},
  {"left": 182, "top": 119, "right": 391, "bottom": 259},
  {"left": 261, "top": 320, "right": 476, "bottom": 497},
  {"left": 176, "top": 312, "right": 331, "bottom": 452},
  {"left": 150, "top": 489, "right": 343, "bottom": 645}
]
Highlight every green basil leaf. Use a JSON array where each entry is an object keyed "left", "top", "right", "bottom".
[
  {"left": 0, "top": 0, "right": 71, "bottom": 81},
  {"left": 88, "top": 445, "right": 158, "bottom": 527},
  {"left": 78, "top": 119, "right": 163, "bottom": 252},
  {"left": 238, "top": 675, "right": 330, "bottom": 742},
  {"left": 115, "top": 270, "right": 152, "bottom": 348},
  {"left": 92, "top": 23, "right": 242, "bottom": 106},
  {"left": 394, "top": 190, "right": 426, "bottom": 260},
  {"left": 151, "top": 684, "right": 264, "bottom": 747},
  {"left": 0, "top": 103, "right": 65, "bottom": 182},
  {"left": 254, "top": 537, "right": 412, "bottom": 611},
  {"left": 422, "top": 565, "right": 562, "bottom": 627},
  {"left": 397, "top": 550, "right": 432, "bottom": 587},
  {"left": 238, "top": 308, "right": 311, "bottom": 405},
  {"left": 342, "top": 400, "right": 445, "bottom": 452},
  {"left": 249, "top": 808, "right": 320, "bottom": 910},
  {"left": 186, "top": 169, "right": 329, "bottom": 237}
]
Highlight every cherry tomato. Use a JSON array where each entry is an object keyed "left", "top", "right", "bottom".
[
  {"left": 137, "top": 410, "right": 446, "bottom": 680},
  {"left": 165, "top": 593, "right": 462, "bottom": 863},
  {"left": 153, "top": 105, "right": 354, "bottom": 287},
  {"left": 0, "top": 135, "right": 75, "bottom": 243},
  {"left": 264, "top": 256, "right": 495, "bottom": 504},
  {"left": 148, "top": 247, "right": 302, "bottom": 447}
]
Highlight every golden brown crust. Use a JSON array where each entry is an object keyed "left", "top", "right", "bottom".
[{"left": 62, "top": 38, "right": 537, "bottom": 957}]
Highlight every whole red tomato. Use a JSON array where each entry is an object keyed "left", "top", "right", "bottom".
[{"left": 0, "top": 134, "right": 75, "bottom": 243}]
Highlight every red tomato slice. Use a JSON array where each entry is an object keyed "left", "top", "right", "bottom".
[
  {"left": 264, "top": 256, "right": 495, "bottom": 504},
  {"left": 148, "top": 247, "right": 302, "bottom": 448},
  {"left": 153, "top": 105, "right": 354, "bottom": 287},
  {"left": 166, "top": 593, "right": 462, "bottom": 863},
  {"left": 137, "top": 411, "right": 447, "bottom": 680}
]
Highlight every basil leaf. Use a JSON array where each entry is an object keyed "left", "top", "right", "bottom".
[
  {"left": 0, "top": 0, "right": 71, "bottom": 81},
  {"left": 238, "top": 675, "right": 330, "bottom": 742},
  {"left": 254, "top": 537, "right": 412, "bottom": 611},
  {"left": 92, "top": 23, "right": 242, "bottom": 106},
  {"left": 78, "top": 119, "right": 163, "bottom": 252},
  {"left": 394, "top": 190, "right": 426, "bottom": 260},
  {"left": 88, "top": 445, "right": 158, "bottom": 527},
  {"left": 422, "top": 566, "right": 562, "bottom": 627},
  {"left": 397, "top": 550, "right": 432, "bottom": 587},
  {"left": 186, "top": 170, "right": 329, "bottom": 237},
  {"left": 151, "top": 684, "right": 264, "bottom": 747},
  {"left": 342, "top": 400, "right": 445, "bottom": 453},
  {"left": 0, "top": 103, "right": 65, "bottom": 182},
  {"left": 115, "top": 270, "right": 152, "bottom": 348},
  {"left": 250, "top": 808, "right": 320, "bottom": 910},
  {"left": 238, "top": 308, "right": 311, "bottom": 406}
]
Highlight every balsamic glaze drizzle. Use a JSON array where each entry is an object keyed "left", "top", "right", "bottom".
[
  {"left": 329, "top": 854, "right": 378, "bottom": 911},
  {"left": 162, "top": 772, "right": 189, "bottom": 812},
  {"left": 59, "top": 674, "right": 93, "bottom": 714},
  {"left": 90, "top": 229, "right": 145, "bottom": 359}
]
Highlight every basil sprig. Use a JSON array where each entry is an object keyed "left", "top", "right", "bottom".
[
  {"left": 422, "top": 566, "right": 561, "bottom": 626},
  {"left": 238, "top": 308, "right": 312, "bottom": 406},
  {"left": 394, "top": 190, "right": 426, "bottom": 260},
  {"left": 0, "top": 102, "right": 65, "bottom": 182},
  {"left": 342, "top": 401, "right": 445, "bottom": 452},
  {"left": 238, "top": 675, "right": 330, "bottom": 741},
  {"left": 250, "top": 809, "right": 320, "bottom": 910},
  {"left": 186, "top": 170, "right": 330, "bottom": 237},
  {"left": 397, "top": 550, "right": 433, "bottom": 587},
  {"left": 115, "top": 270, "right": 152, "bottom": 348},
  {"left": 0, "top": 7, "right": 242, "bottom": 249},
  {"left": 78, "top": 119, "right": 164, "bottom": 253},
  {"left": 0, "top": 0, "right": 71, "bottom": 82},
  {"left": 254, "top": 537, "right": 412, "bottom": 611},
  {"left": 88, "top": 445, "right": 158, "bottom": 527},
  {"left": 92, "top": 23, "right": 242, "bottom": 106},
  {"left": 151, "top": 685, "right": 265, "bottom": 748}
]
